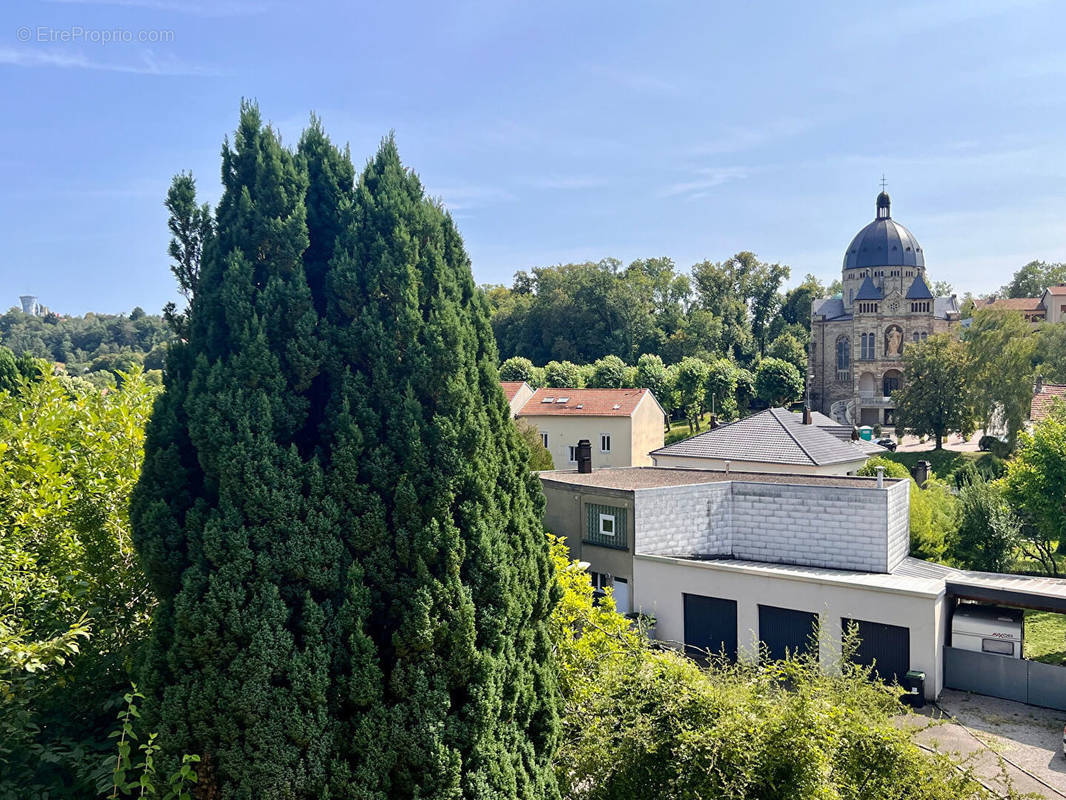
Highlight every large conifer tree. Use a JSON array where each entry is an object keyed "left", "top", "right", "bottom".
[{"left": 132, "top": 106, "right": 559, "bottom": 799}]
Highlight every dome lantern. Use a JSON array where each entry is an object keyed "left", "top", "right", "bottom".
[{"left": 876, "top": 191, "right": 890, "bottom": 219}]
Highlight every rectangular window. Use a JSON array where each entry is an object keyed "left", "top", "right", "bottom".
[
  {"left": 568, "top": 445, "right": 577, "bottom": 463},
  {"left": 599, "top": 513, "right": 615, "bottom": 537},
  {"left": 584, "top": 503, "right": 627, "bottom": 549},
  {"left": 981, "top": 638, "right": 1014, "bottom": 656},
  {"left": 600, "top": 433, "right": 611, "bottom": 452},
  {"left": 540, "top": 432, "right": 548, "bottom": 448}
]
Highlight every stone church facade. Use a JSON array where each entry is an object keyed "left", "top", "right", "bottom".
[{"left": 809, "top": 191, "right": 961, "bottom": 427}]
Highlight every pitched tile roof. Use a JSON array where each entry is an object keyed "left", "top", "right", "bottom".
[
  {"left": 518, "top": 387, "right": 654, "bottom": 417},
  {"left": 651, "top": 407, "right": 870, "bottom": 466},
  {"left": 1031, "top": 383, "right": 1066, "bottom": 423},
  {"left": 500, "top": 381, "right": 528, "bottom": 402},
  {"left": 1045, "top": 284, "right": 1066, "bottom": 295},
  {"left": 973, "top": 297, "right": 1044, "bottom": 311}
]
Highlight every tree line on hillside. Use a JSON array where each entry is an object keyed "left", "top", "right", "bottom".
[
  {"left": 484, "top": 254, "right": 821, "bottom": 369},
  {"left": 0, "top": 306, "right": 172, "bottom": 387},
  {"left": 499, "top": 353, "right": 804, "bottom": 431},
  {"left": 0, "top": 105, "right": 1008, "bottom": 800}
]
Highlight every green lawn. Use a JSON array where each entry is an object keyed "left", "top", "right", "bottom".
[
  {"left": 665, "top": 413, "right": 714, "bottom": 445},
  {"left": 1024, "top": 610, "right": 1066, "bottom": 666}
]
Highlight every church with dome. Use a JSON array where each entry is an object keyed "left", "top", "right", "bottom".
[{"left": 808, "top": 191, "right": 961, "bottom": 427}]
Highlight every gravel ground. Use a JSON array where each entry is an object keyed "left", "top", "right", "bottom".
[{"left": 904, "top": 689, "right": 1066, "bottom": 798}]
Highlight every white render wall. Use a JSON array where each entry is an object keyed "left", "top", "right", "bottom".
[
  {"left": 635, "top": 554, "right": 946, "bottom": 698},
  {"left": 633, "top": 478, "right": 909, "bottom": 574}
]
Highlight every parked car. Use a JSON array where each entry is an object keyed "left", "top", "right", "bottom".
[{"left": 875, "top": 438, "right": 897, "bottom": 451}]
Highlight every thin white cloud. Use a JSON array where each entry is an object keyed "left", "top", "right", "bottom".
[
  {"left": 688, "top": 117, "right": 815, "bottom": 157},
  {"left": 586, "top": 64, "right": 683, "bottom": 97},
  {"left": 432, "top": 184, "right": 516, "bottom": 213},
  {"left": 41, "top": 0, "right": 272, "bottom": 16},
  {"left": 0, "top": 46, "right": 217, "bottom": 76},
  {"left": 527, "top": 175, "right": 607, "bottom": 191},
  {"left": 660, "top": 166, "right": 753, "bottom": 199}
]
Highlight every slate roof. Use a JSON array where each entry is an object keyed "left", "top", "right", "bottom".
[
  {"left": 1031, "top": 383, "right": 1066, "bottom": 422},
  {"left": 500, "top": 381, "right": 529, "bottom": 402},
  {"left": 854, "top": 275, "right": 883, "bottom": 301},
  {"left": 650, "top": 407, "right": 870, "bottom": 467},
  {"left": 843, "top": 193, "right": 925, "bottom": 270},
  {"left": 905, "top": 273, "right": 934, "bottom": 299},
  {"left": 933, "top": 296, "right": 959, "bottom": 319},
  {"left": 518, "top": 387, "right": 656, "bottom": 417},
  {"left": 812, "top": 297, "right": 850, "bottom": 320}
]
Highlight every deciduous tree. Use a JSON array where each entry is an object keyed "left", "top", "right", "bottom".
[
  {"left": 892, "top": 335, "right": 974, "bottom": 450},
  {"left": 754, "top": 357, "right": 803, "bottom": 407}
]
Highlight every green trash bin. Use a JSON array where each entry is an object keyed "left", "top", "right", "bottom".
[
  {"left": 901, "top": 670, "right": 926, "bottom": 709},
  {"left": 858, "top": 426, "right": 874, "bottom": 441}
]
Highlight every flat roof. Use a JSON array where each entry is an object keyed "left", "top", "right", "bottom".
[
  {"left": 636, "top": 554, "right": 948, "bottom": 598},
  {"left": 539, "top": 466, "right": 897, "bottom": 492}
]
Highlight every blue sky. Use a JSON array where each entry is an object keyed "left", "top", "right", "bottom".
[{"left": 2, "top": 0, "right": 1065, "bottom": 314}]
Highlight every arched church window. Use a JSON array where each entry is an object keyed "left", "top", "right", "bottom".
[
  {"left": 836, "top": 337, "right": 850, "bottom": 371},
  {"left": 860, "top": 332, "right": 875, "bottom": 360}
]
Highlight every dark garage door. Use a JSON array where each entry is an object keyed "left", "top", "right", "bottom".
[
  {"left": 759, "top": 605, "right": 819, "bottom": 661},
  {"left": 842, "top": 617, "right": 910, "bottom": 684},
  {"left": 683, "top": 594, "right": 737, "bottom": 662}
]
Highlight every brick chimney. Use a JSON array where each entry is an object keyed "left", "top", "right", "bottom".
[
  {"left": 802, "top": 406, "right": 813, "bottom": 425},
  {"left": 1035, "top": 374, "right": 1044, "bottom": 395}
]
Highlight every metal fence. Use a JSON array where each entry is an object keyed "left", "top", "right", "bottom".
[{"left": 943, "top": 646, "right": 1066, "bottom": 711}]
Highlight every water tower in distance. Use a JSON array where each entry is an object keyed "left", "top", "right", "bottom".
[{"left": 19, "top": 295, "right": 39, "bottom": 316}]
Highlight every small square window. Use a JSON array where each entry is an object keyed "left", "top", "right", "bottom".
[
  {"left": 568, "top": 445, "right": 577, "bottom": 463},
  {"left": 599, "top": 513, "right": 615, "bottom": 537},
  {"left": 600, "top": 433, "right": 611, "bottom": 453}
]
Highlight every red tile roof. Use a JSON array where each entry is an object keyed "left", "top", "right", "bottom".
[
  {"left": 973, "top": 297, "right": 1044, "bottom": 311},
  {"left": 1045, "top": 285, "right": 1066, "bottom": 295},
  {"left": 518, "top": 388, "right": 653, "bottom": 417},
  {"left": 500, "top": 381, "right": 528, "bottom": 402},
  {"left": 1032, "top": 384, "right": 1066, "bottom": 423}
]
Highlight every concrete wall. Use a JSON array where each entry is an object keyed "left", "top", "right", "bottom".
[
  {"left": 652, "top": 454, "right": 866, "bottom": 476},
  {"left": 541, "top": 482, "right": 636, "bottom": 583},
  {"left": 633, "top": 479, "right": 909, "bottom": 574},
  {"left": 635, "top": 554, "right": 945, "bottom": 698}
]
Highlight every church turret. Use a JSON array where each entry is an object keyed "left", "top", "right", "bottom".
[{"left": 876, "top": 191, "right": 891, "bottom": 219}]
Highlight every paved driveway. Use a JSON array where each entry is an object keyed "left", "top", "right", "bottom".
[{"left": 907, "top": 690, "right": 1066, "bottom": 797}]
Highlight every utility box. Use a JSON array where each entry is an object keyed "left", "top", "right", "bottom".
[{"left": 951, "top": 604, "right": 1023, "bottom": 659}]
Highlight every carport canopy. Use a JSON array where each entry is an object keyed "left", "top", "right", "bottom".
[{"left": 947, "top": 573, "right": 1066, "bottom": 614}]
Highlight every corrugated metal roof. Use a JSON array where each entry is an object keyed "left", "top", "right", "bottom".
[{"left": 651, "top": 407, "right": 870, "bottom": 466}]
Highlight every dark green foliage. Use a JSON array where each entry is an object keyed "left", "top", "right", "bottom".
[
  {"left": 0, "top": 345, "right": 39, "bottom": 393},
  {"left": 500, "top": 355, "right": 538, "bottom": 383},
  {"left": 0, "top": 307, "right": 173, "bottom": 374},
  {"left": 542, "top": 359, "right": 583, "bottom": 388},
  {"left": 488, "top": 251, "right": 795, "bottom": 368},
  {"left": 132, "top": 107, "right": 559, "bottom": 799},
  {"left": 954, "top": 479, "right": 1019, "bottom": 573},
  {"left": 999, "top": 259, "right": 1066, "bottom": 298},
  {"left": 587, "top": 355, "right": 628, "bottom": 388},
  {"left": 162, "top": 172, "right": 214, "bottom": 337},
  {"left": 754, "top": 357, "right": 803, "bottom": 406}
]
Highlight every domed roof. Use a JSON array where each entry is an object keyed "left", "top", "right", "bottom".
[{"left": 843, "top": 192, "right": 925, "bottom": 270}]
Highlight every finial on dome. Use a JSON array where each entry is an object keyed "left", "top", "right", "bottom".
[{"left": 876, "top": 178, "right": 890, "bottom": 219}]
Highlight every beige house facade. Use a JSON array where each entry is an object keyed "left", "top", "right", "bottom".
[
  {"left": 515, "top": 387, "right": 665, "bottom": 469},
  {"left": 500, "top": 381, "right": 535, "bottom": 417},
  {"left": 809, "top": 191, "right": 961, "bottom": 427}
]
